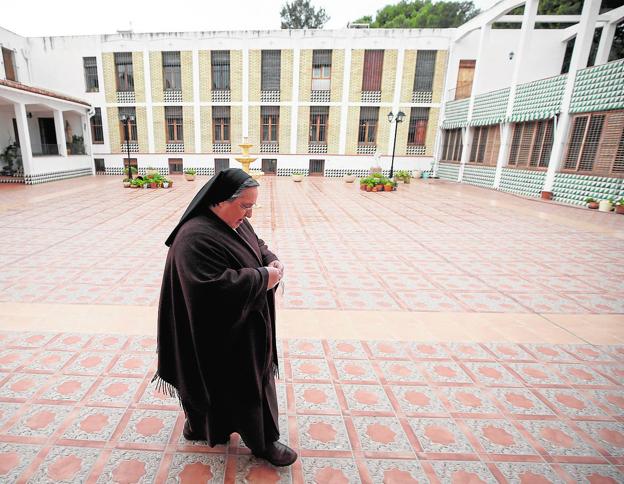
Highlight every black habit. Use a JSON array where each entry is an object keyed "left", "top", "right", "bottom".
[{"left": 154, "top": 170, "right": 280, "bottom": 449}]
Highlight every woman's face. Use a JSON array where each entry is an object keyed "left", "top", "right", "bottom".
[{"left": 212, "top": 187, "right": 258, "bottom": 229}]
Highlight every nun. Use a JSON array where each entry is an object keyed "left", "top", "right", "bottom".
[{"left": 154, "top": 168, "right": 297, "bottom": 467}]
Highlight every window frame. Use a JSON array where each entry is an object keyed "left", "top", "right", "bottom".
[
  {"left": 212, "top": 106, "right": 231, "bottom": 143},
  {"left": 162, "top": 51, "right": 182, "bottom": 91},
  {"left": 90, "top": 107, "right": 104, "bottom": 144},
  {"left": 114, "top": 52, "right": 134, "bottom": 92},
  {"left": 165, "top": 106, "right": 184, "bottom": 143},
  {"left": 83, "top": 57, "right": 99, "bottom": 92},
  {"left": 358, "top": 107, "right": 379, "bottom": 145},
  {"left": 261, "top": 106, "right": 279, "bottom": 143}
]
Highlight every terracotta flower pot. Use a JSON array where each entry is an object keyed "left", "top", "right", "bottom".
[
  {"left": 150, "top": 182, "right": 158, "bottom": 189},
  {"left": 376, "top": 184, "right": 384, "bottom": 191},
  {"left": 384, "top": 185, "right": 393, "bottom": 192},
  {"left": 360, "top": 184, "right": 366, "bottom": 191},
  {"left": 588, "top": 202, "right": 599, "bottom": 209},
  {"left": 541, "top": 191, "right": 553, "bottom": 200},
  {"left": 365, "top": 185, "right": 372, "bottom": 192},
  {"left": 616, "top": 205, "right": 624, "bottom": 214}
]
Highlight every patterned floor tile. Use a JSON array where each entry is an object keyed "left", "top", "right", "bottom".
[
  {"left": 28, "top": 445, "right": 101, "bottom": 483},
  {"left": 0, "top": 349, "right": 36, "bottom": 371},
  {"left": 576, "top": 420, "right": 624, "bottom": 456},
  {"left": 383, "top": 273, "right": 437, "bottom": 291},
  {"left": 377, "top": 360, "right": 425, "bottom": 383},
  {"left": 594, "top": 364, "right": 624, "bottom": 384},
  {"left": 85, "top": 377, "right": 142, "bottom": 406},
  {"left": 366, "top": 341, "right": 410, "bottom": 360},
  {"left": 333, "top": 359, "right": 379, "bottom": 383},
  {"left": 0, "top": 373, "right": 50, "bottom": 400},
  {"left": 287, "top": 339, "right": 325, "bottom": 358},
  {"left": 22, "top": 350, "right": 75, "bottom": 373},
  {"left": 389, "top": 386, "right": 447, "bottom": 415},
  {"left": 7, "top": 332, "right": 57, "bottom": 348},
  {"left": 61, "top": 406, "right": 126, "bottom": 441},
  {"left": 430, "top": 460, "right": 496, "bottom": 482},
  {"left": 0, "top": 442, "right": 41, "bottom": 482},
  {"left": 297, "top": 415, "right": 351, "bottom": 451},
  {"left": 293, "top": 383, "right": 341, "bottom": 414},
  {"left": 519, "top": 420, "right": 600, "bottom": 457},
  {"left": 463, "top": 362, "right": 524, "bottom": 386},
  {"left": 398, "top": 291, "right": 465, "bottom": 312},
  {"left": 439, "top": 387, "right": 501, "bottom": 415},
  {"left": 330, "top": 272, "right": 384, "bottom": 290},
  {"left": 341, "top": 384, "right": 394, "bottom": 413},
  {"left": 95, "top": 449, "right": 163, "bottom": 484},
  {"left": 464, "top": 418, "right": 538, "bottom": 455},
  {"left": 108, "top": 354, "right": 155, "bottom": 377},
  {"left": 126, "top": 336, "right": 157, "bottom": 353},
  {"left": 335, "top": 290, "right": 401, "bottom": 311},
  {"left": 366, "top": 458, "right": 428, "bottom": 483},
  {"left": 37, "top": 375, "right": 97, "bottom": 402},
  {"left": 301, "top": 457, "right": 360, "bottom": 484},
  {"left": 446, "top": 342, "right": 492, "bottom": 360},
  {"left": 326, "top": 340, "right": 368, "bottom": 359},
  {"left": 589, "top": 390, "right": 624, "bottom": 417},
  {"left": 165, "top": 453, "right": 226, "bottom": 483},
  {"left": 572, "top": 294, "right": 624, "bottom": 314},
  {"left": 421, "top": 361, "right": 474, "bottom": 384},
  {"left": 118, "top": 409, "right": 179, "bottom": 446},
  {"left": 483, "top": 343, "right": 535, "bottom": 361},
  {"left": 506, "top": 363, "right": 568, "bottom": 386},
  {"left": 6, "top": 404, "right": 73, "bottom": 438},
  {"left": 46, "top": 333, "right": 92, "bottom": 351},
  {"left": 495, "top": 462, "right": 566, "bottom": 484},
  {"left": 537, "top": 388, "right": 610, "bottom": 418},
  {"left": 85, "top": 334, "right": 129, "bottom": 351},
  {"left": 454, "top": 292, "right": 527, "bottom": 312},
  {"left": 282, "top": 289, "right": 338, "bottom": 309},
  {"left": 408, "top": 417, "right": 475, "bottom": 454},
  {"left": 513, "top": 293, "right": 588, "bottom": 313},
  {"left": 409, "top": 342, "right": 452, "bottom": 359},
  {"left": 560, "top": 463, "right": 623, "bottom": 482},
  {"left": 63, "top": 351, "right": 116, "bottom": 375},
  {"left": 523, "top": 344, "right": 580, "bottom": 362},
  {"left": 490, "top": 388, "right": 556, "bottom": 416},
  {"left": 554, "top": 363, "right": 614, "bottom": 386},
  {"left": 290, "top": 359, "right": 332, "bottom": 381},
  {"left": 352, "top": 416, "right": 413, "bottom": 453}
]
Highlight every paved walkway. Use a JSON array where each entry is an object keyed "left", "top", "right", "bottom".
[{"left": 0, "top": 175, "right": 622, "bottom": 482}]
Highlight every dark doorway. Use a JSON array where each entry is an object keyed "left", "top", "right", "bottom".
[
  {"left": 38, "top": 118, "right": 58, "bottom": 155},
  {"left": 94, "top": 158, "right": 106, "bottom": 174},
  {"left": 261, "top": 158, "right": 277, "bottom": 175},
  {"left": 215, "top": 158, "right": 229, "bottom": 173},
  {"left": 168, "top": 158, "right": 183, "bottom": 174},
  {"left": 309, "top": 159, "right": 325, "bottom": 176}
]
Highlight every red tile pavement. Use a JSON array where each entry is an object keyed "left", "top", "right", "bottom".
[{"left": 0, "top": 331, "right": 623, "bottom": 482}]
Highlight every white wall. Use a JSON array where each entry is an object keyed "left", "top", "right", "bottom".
[
  {"left": 0, "top": 27, "right": 32, "bottom": 84},
  {"left": 30, "top": 154, "right": 92, "bottom": 174}
]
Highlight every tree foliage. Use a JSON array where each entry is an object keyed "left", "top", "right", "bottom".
[
  {"left": 352, "top": 0, "right": 480, "bottom": 29},
  {"left": 280, "top": 0, "right": 329, "bottom": 29}
]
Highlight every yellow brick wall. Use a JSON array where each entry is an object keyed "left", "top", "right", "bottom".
[
  {"left": 102, "top": 53, "right": 116, "bottom": 103},
  {"left": 231, "top": 50, "right": 243, "bottom": 102},
  {"left": 132, "top": 52, "right": 145, "bottom": 103},
  {"left": 377, "top": 109, "right": 391, "bottom": 155},
  {"left": 381, "top": 50, "right": 397, "bottom": 103},
  {"left": 298, "top": 50, "right": 312, "bottom": 101},
  {"left": 152, "top": 106, "right": 166, "bottom": 152},
  {"left": 425, "top": 108, "right": 440, "bottom": 156},
  {"left": 247, "top": 106, "right": 260, "bottom": 152},
  {"left": 328, "top": 106, "right": 341, "bottom": 154},
  {"left": 297, "top": 106, "right": 310, "bottom": 153},
  {"left": 181, "top": 51, "right": 193, "bottom": 103},
  {"left": 280, "top": 50, "right": 293, "bottom": 102},
  {"left": 345, "top": 106, "right": 360, "bottom": 154},
  {"left": 330, "top": 49, "right": 344, "bottom": 103},
  {"left": 349, "top": 50, "right": 364, "bottom": 102},
  {"left": 136, "top": 107, "right": 148, "bottom": 152},
  {"left": 200, "top": 106, "right": 212, "bottom": 152},
  {"left": 199, "top": 51, "right": 211, "bottom": 103},
  {"left": 401, "top": 50, "right": 417, "bottom": 103},
  {"left": 249, "top": 50, "right": 261, "bottom": 102},
  {"left": 106, "top": 107, "right": 120, "bottom": 153},
  {"left": 279, "top": 106, "right": 290, "bottom": 153},
  {"left": 396, "top": 108, "right": 410, "bottom": 156},
  {"left": 432, "top": 50, "right": 448, "bottom": 103},
  {"left": 150, "top": 52, "right": 164, "bottom": 103},
  {"left": 231, "top": 106, "right": 243, "bottom": 153},
  {"left": 183, "top": 106, "right": 194, "bottom": 153}
]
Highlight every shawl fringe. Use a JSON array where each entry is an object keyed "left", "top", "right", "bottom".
[{"left": 151, "top": 373, "right": 183, "bottom": 406}]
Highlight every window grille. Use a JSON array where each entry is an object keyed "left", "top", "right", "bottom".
[
  {"left": 312, "top": 49, "right": 331, "bottom": 91},
  {"left": 529, "top": 120, "right": 554, "bottom": 168},
  {"left": 114, "top": 52, "right": 134, "bottom": 91},
  {"left": 441, "top": 128, "right": 463, "bottom": 162},
  {"left": 261, "top": 106, "right": 279, "bottom": 143},
  {"left": 165, "top": 106, "right": 183, "bottom": 142},
  {"left": 168, "top": 158, "right": 183, "bottom": 174},
  {"left": 509, "top": 120, "right": 554, "bottom": 169},
  {"left": 362, "top": 50, "right": 384, "bottom": 92},
  {"left": 261, "top": 50, "right": 281, "bottom": 91},
  {"left": 578, "top": 115, "right": 604, "bottom": 172},
  {"left": 90, "top": 108, "right": 104, "bottom": 143},
  {"left": 614, "top": 126, "right": 624, "bottom": 173},
  {"left": 358, "top": 107, "right": 379, "bottom": 144},
  {"left": 83, "top": 57, "right": 99, "bottom": 92},
  {"left": 413, "top": 50, "right": 436, "bottom": 92},
  {"left": 212, "top": 106, "right": 230, "bottom": 143},
  {"left": 215, "top": 158, "right": 230, "bottom": 173},
  {"left": 162, "top": 51, "right": 181, "bottom": 90},
  {"left": 309, "top": 106, "right": 329, "bottom": 143},
  {"left": 211, "top": 50, "right": 230, "bottom": 91},
  {"left": 407, "top": 107, "right": 429, "bottom": 146},
  {"left": 94, "top": 158, "right": 105, "bottom": 173},
  {"left": 309, "top": 159, "right": 325, "bottom": 175},
  {"left": 118, "top": 107, "right": 137, "bottom": 141}
]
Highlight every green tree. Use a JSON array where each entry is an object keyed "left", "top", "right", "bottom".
[
  {"left": 280, "top": 0, "right": 329, "bottom": 29},
  {"left": 352, "top": 0, "right": 480, "bottom": 29}
]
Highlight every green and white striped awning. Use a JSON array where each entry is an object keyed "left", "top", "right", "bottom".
[
  {"left": 469, "top": 116, "right": 506, "bottom": 126},
  {"left": 507, "top": 110, "right": 558, "bottom": 123},
  {"left": 442, "top": 121, "right": 467, "bottom": 129}
]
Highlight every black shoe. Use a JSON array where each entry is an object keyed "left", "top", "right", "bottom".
[
  {"left": 253, "top": 441, "right": 298, "bottom": 467},
  {"left": 182, "top": 420, "right": 206, "bottom": 441}
]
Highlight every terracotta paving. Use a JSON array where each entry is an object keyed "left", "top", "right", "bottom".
[{"left": 0, "top": 331, "right": 623, "bottom": 483}]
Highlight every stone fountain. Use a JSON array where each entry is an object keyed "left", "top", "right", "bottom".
[{"left": 235, "top": 138, "right": 256, "bottom": 174}]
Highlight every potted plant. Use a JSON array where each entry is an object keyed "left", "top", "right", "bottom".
[
  {"left": 586, "top": 197, "right": 599, "bottom": 209},
  {"left": 146, "top": 166, "right": 159, "bottom": 176},
  {"left": 412, "top": 169, "right": 422, "bottom": 180},
  {"left": 71, "top": 135, "right": 85, "bottom": 155},
  {"left": 0, "top": 142, "right": 20, "bottom": 176},
  {"left": 162, "top": 179, "right": 170, "bottom": 189},
  {"left": 123, "top": 166, "right": 138, "bottom": 179},
  {"left": 615, "top": 198, "right": 624, "bottom": 215},
  {"left": 292, "top": 172, "right": 304, "bottom": 182},
  {"left": 599, "top": 197, "right": 614, "bottom": 212},
  {"left": 395, "top": 170, "right": 411, "bottom": 184},
  {"left": 123, "top": 178, "right": 131, "bottom": 188},
  {"left": 384, "top": 181, "right": 394, "bottom": 192},
  {"left": 344, "top": 172, "right": 356, "bottom": 183},
  {"left": 184, "top": 168, "right": 196, "bottom": 181}
]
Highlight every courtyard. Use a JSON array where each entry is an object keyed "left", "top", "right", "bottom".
[{"left": 0, "top": 175, "right": 622, "bottom": 482}]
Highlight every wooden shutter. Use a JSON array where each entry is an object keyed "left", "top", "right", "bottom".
[{"left": 362, "top": 50, "right": 384, "bottom": 91}]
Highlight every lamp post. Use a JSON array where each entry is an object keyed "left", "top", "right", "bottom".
[
  {"left": 121, "top": 114, "right": 135, "bottom": 179},
  {"left": 387, "top": 110, "right": 405, "bottom": 179}
]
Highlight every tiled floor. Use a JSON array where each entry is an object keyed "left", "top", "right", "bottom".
[
  {"left": 0, "top": 175, "right": 622, "bottom": 313},
  {"left": 0, "top": 332, "right": 623, "bottom": 482}
]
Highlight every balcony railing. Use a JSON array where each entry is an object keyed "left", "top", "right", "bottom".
[
  {"left": 32, "top": 144, "right": 59, "bottom": 156},
  {"left": 448, "top": 82, "right": 473, "bottom": 101}
]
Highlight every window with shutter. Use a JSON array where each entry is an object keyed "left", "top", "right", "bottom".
[
  {"left": 83, "top": 57, "right": 99, "bottom": 92},
  {"left": 211, "top": 51, "right": 230, "bottom": 91},
  {"left": 165, "top": 106, "right": 183, "bottom": 142},
  {"left": 261, "top": 106, "right": 279, "bottom": 142},
  {"left": 358, "top": 107, "right": 379, "bottom": 144},
  {"left": 312, "top": 50, "right": 331, "bottom": 91},
  {"left": 362, "top": 50, "right": 384, "bottom": 91},
  {"left": 261, "top": 50, "right": 281, "bottom": 91},
  {"left": 407, "top": 108, "right": 429, "bottom": 146},
  {"left": 90, "top": 108, "right": 104, "bottom": 143},
  {"left": 162, "top": 52, "right": 181, "bottom": 91},
  {"left": 309, "top": 107, "right": 329, "bottom": 143},
  {"left": 114, "top": 52, "right": 134, "bottom": 91},
  {"left": 212, "top": 106, "right": 230, "bottom": 142},
  {"left": 413, "top": 50, "right": 436, "bottom": 92}
]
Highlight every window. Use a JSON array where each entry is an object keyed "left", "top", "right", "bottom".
[
  {"left": 261, "top": 50, "right": 281, "bottom": 91},
  {"left": 165, "top": 106, "right": 183, "bottom": 142},
  {"left": 441, "top": 128, "right": 463, "bottom": 162},
  {"left": 309, "top": 159, "right": 325, "bottom": 176},
  {"left": 114, "top": 52, "right": 134, "bottom": 91},
  {"left": 362, "top": 50, "right": 384, "bottom": 91},
  {"left": 413, "top": 50, "right": 436, "bottom": 92},
  {"left": 168, "top": 158, "right": 183, "bottom": 174},
  {"left": 455, "top": 59, "right": 475, "bottom": 100},
  {"left": 309, "top": 107, "right": 328, "bottom": 144},
  {"left": 94, "top": 158, "right": 105, "bottom": 173},
  {"left": 212, "top": 106, "right": 230, "bottom": 142},
  {"left": 90, "top": 108, "right": 104, "bottom": 143},
  {"left": 2, "top": 47, "right": 16, "bottom": 82},
  {"left": 162, "top": 51, "right": 181, "bottom": 90},
  {"left": 215, "top": 158, "right": 230, "bottom": 173},
  {"left": 407, "top": 108, "right": 429, "bottom": 146},
  {"left": 358, "top": 107, "right": 379, "bottom": 144},
  {"left": 468, "top": 125, "right": 501, "bottom": 165},
  {"left": 312, "top": 50, "right": 331, "bottom": 91},
  {"left": 83, "top": 57, "right": 99, "bottom": 92},
  {"left": 118, "top": 107, "right": 137, "bottom": 141},
  {"left": 261, "top": 159, "right": 277, "bottom": 175},
  {"left": 211, "top": 50, "right": 230, "bottom": 90},
  {"left": 261, "top": 106, "right": 279, "bottom": 142},
  {"left": 508, "top": 119, "right": 554, "bottom": 168}
]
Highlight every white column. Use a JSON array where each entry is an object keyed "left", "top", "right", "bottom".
[
  {"left": 143, "top": 49, "right": 155, "bottom": 154},
  {"left": 595, "top": 21, "right": 617, "bottom": 66},
  {"left": 290, "top": 47, "right": 300, "bottom": 154},
  {"left": 494, "top": 0, "right": 538, "bottom": 189},
  {"left": 387, "top": 48, "right": 405, "bottom": 157},
  {"left": 53, "top": 109, "right": 67, "bottom": 157},
  {"left": 338, "top": 46, "right": 352, "bottom": 155},
  {"left": 544, "top": 0, "right": 602, "bottom": 192},
  {"left": 242, "top": 47, "right": 249, "bottom": 138},
  {"left": 458, "top": 126, "right": 472, "bottom": 182},
  {"left": 82, "top": 111, "right": 95, "bottom": 175},
  {"left": 13, "top": 103, "right": 33, "bottom": 176},
  {"left": 192, "top": 48, "right": 202, "bottom": 153}
]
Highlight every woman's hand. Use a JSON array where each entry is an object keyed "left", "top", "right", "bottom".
[
  {"left": 268, "top": 260, "right": 284, "bottom": 278},
  {"left": 266, "top": 266, "right": 282, "bottom": 290}
]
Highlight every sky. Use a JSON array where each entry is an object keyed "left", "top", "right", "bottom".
[{"left": 2, "top": 0, "right": 497, "bottom": 37}]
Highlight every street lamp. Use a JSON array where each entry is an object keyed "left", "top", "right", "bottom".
[
  {"left": 120, "top": 114, "right": 135, "bottom": 179},
  {"left": 387, "top": 110, "right": 405, "bottom": 179}
]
